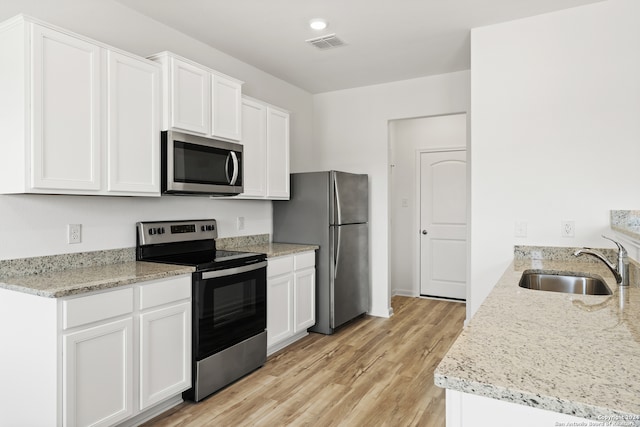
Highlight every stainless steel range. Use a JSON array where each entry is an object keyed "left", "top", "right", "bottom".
[{"left": 136, "top": 219, "right": 267, "bottom": 402}]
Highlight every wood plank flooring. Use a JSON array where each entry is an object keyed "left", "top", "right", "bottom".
[{"left": 142, "top": 296, "right": 466, "bottom": 427}]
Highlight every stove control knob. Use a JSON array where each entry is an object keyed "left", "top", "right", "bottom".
[
  {"left": 159, "top": 227, "right": 165, "bottom": 234},
  {"left": 149, "top": 228, "right": 156, "bottom": 235},
  {"left": 201, "top": 225, "right": 206, "bottom": 232}
]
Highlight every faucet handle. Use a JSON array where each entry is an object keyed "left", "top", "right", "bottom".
[{"left": 601, "top": 235, "right": 627, "bottom": 256}]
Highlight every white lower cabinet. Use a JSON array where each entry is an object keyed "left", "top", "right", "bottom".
[
  {"left": 63, "top": 318, "right": 134, "bottom": 427},
  {"left": 0, "top": 274, "right": 191, "bottom": 427},
  {"left": 267, "top": 251, "right": 316, "bottom": 355},
  {"left": 139, "top": 302, "right": 191, "bottom": 410}
]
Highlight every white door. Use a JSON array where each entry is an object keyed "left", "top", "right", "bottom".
[{"left": 419, "top": 150, "right": 467, "bottom": 300}]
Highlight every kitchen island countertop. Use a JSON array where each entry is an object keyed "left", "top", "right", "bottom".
[{"left": 435, "top": 258, "right": 640, "bottom": 423}]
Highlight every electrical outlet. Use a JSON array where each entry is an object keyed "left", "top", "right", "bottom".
[
  {"left": 68, "top": 224, "right": 82, "bottom": 244},
  {"left": 237, "top": 216, "right": 245, "bottom": 231},
  {"left": 514, "top": 221, "right": 527, "bottom": 237},
  {"left": 561, "top": 220, "right": 575, "bottom": 238}
]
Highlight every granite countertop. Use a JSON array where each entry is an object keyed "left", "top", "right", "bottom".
[
  {"left": 611, "top": 210, "right": 640, "bottom": 242},
  {"left": 435, "top": 258, "right": 640, "bottom": 423},
  {"left": 0, "top": 261, "right": 194, "bottom": 298},
  {"left": 215, "top": 234, "right": 318, "bottom": 258},
  {"left": 233, "top": 242, "right": 319, "bottom": 258}
]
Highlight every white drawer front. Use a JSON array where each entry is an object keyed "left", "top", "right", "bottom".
[
  {"left": 139, "top": 275, "right": 191, "bottom": 310},
  {"left": 63, "top": 288, "right": 133, "bottom": 330},
  {"left": 294, "top": 251, "right": 315, "bottom": 270},
  {"left": 268, "top": 255, "right": 294, "bottom": 278}
]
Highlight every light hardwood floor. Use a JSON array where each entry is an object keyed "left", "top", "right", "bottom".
[{"left": 143, "top": 296, "right": 466, "bottom": 427}]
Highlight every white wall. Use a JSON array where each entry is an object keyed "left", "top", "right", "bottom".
[
  {"left": 389, "top": 114, "right": 467, "bottom": 297},
  {"left": 470, "top": 0, "right": 640, "bottom": 318},
  {"left": 311, "top": 71, "right": 470, "bottom": 318},
  {"left": 0, "top": 0, "right": 314, "bottom": 259}
]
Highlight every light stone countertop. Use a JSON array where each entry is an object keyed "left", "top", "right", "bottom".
[
  {"left": 435, "top": 258, "right": 640, "bottom": 424},
  {"left": 0, "top": 261, "right": 194, "bottom": 298},
  {"left": 231, "top": 242, "right": 319, "bottom": 258},
  {"left": 215, "top": 234, "right": 318, "bottom": 258}
]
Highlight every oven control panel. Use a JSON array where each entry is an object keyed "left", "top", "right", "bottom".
[{"left": 137, "top": 219, "right": 218, "bottom": 245}]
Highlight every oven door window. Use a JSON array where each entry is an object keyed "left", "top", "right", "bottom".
[
  {"left": 173, "top": 141, "right": 242, "bottom": 186},
  {"left": 196, "top": 268, "right": 266, "bottom": 359}
]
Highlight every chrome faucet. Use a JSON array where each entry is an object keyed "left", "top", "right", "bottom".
[{"left": 574, "top": 236, "right": 629, "bottom": 287}]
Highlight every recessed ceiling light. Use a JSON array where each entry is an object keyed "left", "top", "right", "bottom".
[{"left": 309, "top": 18, "right": 328, "bottom": 30}]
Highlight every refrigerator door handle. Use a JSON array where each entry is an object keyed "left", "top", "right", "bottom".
[
  {"left": 333, "top": 174, "right": 342, "bottom": 225},
  {"left": 334, "top": 226, "right": 341, "bottom": 279}
]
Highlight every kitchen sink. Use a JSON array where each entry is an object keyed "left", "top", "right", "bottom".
[{"left": 518, "top": 270, "right": 612, "bottom": 295}]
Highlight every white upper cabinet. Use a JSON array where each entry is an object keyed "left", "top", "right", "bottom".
[
  {"left": 236, "top": 96, "right": 290, "bottom": 200},
  {"left": 31, "top": 24, "right": 102, "bottom": 192},
  {"left": 107, "top": 51, "right": 160, "bottom": 194},
  {"left": 212, "top": 74, "right": 242, "bottom": 141},
  {"left": 240, "top": 97, "right": 267, "bottom": 197},
  {"left": 266, "top": 106, "right": 291, "bottom": 199},
  {"left": 168, "top": 57, "right": 210, "bottom": 134},
  {"left": 150, "top": 51, "right": 243, "bottom": 141},
  {"left": 0, "top": 15, "right": 161, "bottom": 196}
]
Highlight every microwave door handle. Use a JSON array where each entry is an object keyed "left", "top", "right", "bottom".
[
  {"left": 229, "top": 152, "right": 239, "bottom": 185},
  {"left": 224, "top": 153, "right": 231, "bottom": 183}
]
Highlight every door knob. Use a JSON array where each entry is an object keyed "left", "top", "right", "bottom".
[{"left": 422, "top": 230, "right": 428, "bottom": 235}]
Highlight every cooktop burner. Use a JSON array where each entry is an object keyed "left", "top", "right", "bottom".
[{"left": 136, "top": 219, "right": 266, "bottom": 271}]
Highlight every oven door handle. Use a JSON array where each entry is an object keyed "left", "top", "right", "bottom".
[{"left": 201, "top": 261, "right": 267, "bottom": 279}]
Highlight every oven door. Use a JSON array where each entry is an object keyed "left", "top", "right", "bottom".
[
  {"left": 194, "top": 261, "right": 266, "bottom": 360},
  {"left": 162, "top": 130, "right": 243, "bottom": 195}
]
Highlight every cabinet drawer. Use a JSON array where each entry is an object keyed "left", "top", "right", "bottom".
[
  {"left": 63, "top": 288, "right": 133, "bottom": 330},
  {"left": 268, "top": 255, "right": 294, "bottom": 278},
  {"left": 139, "top": 275, "right": 191, "bottom": 310},
  {"left": 294, "top": 251, "right": 315, "bottom": 270}
]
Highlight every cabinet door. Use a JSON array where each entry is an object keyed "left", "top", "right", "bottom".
[
  {"left": 294, "top": 267, "right": 316, "bottom": 332},
  {"left": 212, "top": 75, "right": 242, "bottom": 141},
  {"left": 169, "top": 57, "right": 210, "bottom": 134},
  {"left": 239, "top": 98, "right": 267, "bottom": 197},
  {"left": 31, "top": 24, "right": 101, "bottom": 191},
  {"left": 266, "top": 107, "right": 290, "bottom": 199},
  {"left": 106, "top": 51, "right": 160, "bottom": 195},
  {"left": 267, "top": 274, "right": 293, "bottom": 347},
  {"left": 139, "top": 302, "right": 191, "bottom": 410},
  {"left": 63, "top": 318, "right": 133, "bottom": 427}
]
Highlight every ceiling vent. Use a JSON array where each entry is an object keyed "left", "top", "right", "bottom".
[{"left": 305, "top": 33, "right": 346, "bottom": 50}]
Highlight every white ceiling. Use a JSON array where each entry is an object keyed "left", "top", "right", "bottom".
[{"left": 115, "top": 0, "right": 604, "bottom": 94}]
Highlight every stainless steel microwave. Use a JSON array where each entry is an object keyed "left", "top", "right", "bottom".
[{"left": 161, "top": 130, "right": 243, "bottom": 196}]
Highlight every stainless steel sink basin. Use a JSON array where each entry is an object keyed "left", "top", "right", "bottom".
[{"left": 518, "top": 270, "right": 612, "bottom": 295}]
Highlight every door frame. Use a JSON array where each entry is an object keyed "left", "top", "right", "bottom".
[{"left": 414, "top": 147, "right": 467, "bottom": 300}]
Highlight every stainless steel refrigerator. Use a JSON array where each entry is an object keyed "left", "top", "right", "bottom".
[{"left": 273, "top": 171, "right": 370, "bottom": 335}]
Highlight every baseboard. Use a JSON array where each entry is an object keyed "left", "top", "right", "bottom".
[
  {"left": 392, "top": 289, "right": 417, "bottom": 297},
  {"left": 267, "top": 330, "right": 309, "bottom": 356},
  {"left": 116, "top": 395, "right": 183, "bottom": 427}
]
